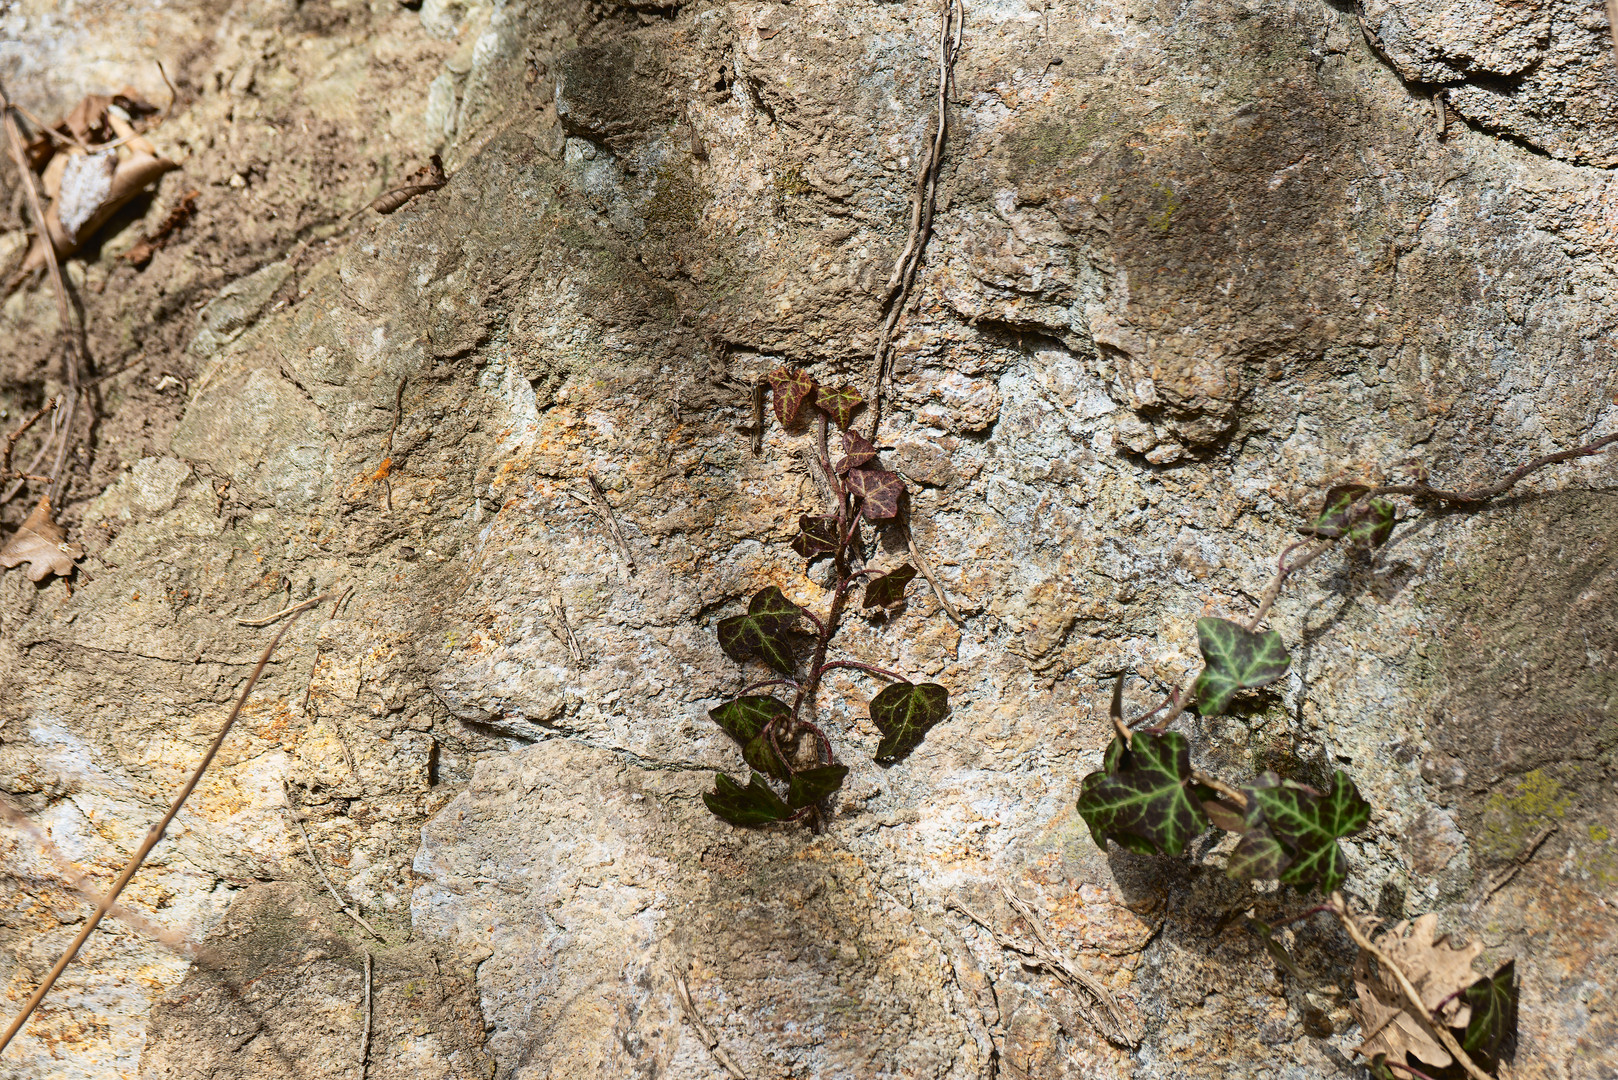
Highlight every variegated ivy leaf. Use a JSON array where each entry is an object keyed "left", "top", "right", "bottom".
[
  {"left": 1302, "top": 484, "right": 1371, "bottom": 539},
  {"left": 817, "top": 385, "right": 864, "bottom": 430},
  {"left": 1075, "top": 731, "right": 1209, "bottom": 857},
  {"left": 708, "top": 695, "right": 791, "bottom": 780},
  {"left": 1193, "top": 617, "right": 1291, "bottom": 716},
  {"left": 792, "top": 514, "right": 840, "bottom": 559},
  {"left": 767, "top": 366, "right": 817, "bottom": 427},
  {"left": 1460, "top": 960, "right": 1517, "bottom": 1065},
  {"left": 703, "top": 771, "right": 793, "bottom": 826},
  {"left": 1345, "top": 497, "right": 1396, "bottom": 549},
  {"left": 847, "top": 466, "right": 904, "bottom": 520},
  {"left": 870, "top": 681, "right": 948, "bottom": 763},
  {"left": 788, "top": 764, "right": 849, "bottom": 809},
  {"left": 1248, "top": 769, "right": 1370, "bottom": 893},
  {"left": 862, "top": 564, "right": 917, "bottom": 610},
  {"left": 836, "top": 431, "right": 878, "bottom": 474},
  {"left": 716, "top": 586, "right": 804, "bottom": 675}
]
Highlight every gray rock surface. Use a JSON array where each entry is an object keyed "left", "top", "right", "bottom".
[{"left": 1, "top": 0, "right": 1615, "bottom": 1078}]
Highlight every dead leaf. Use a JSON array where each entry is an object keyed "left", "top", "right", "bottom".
[
  {"left": 1351, "top": 914, "right": 1486, "bottom": 1068},
  {"left": 0, "top": 497, "right": 85, "bottom": 582},
  {"left": 357, "top": 154, "right": 448, "bottom": 216}
]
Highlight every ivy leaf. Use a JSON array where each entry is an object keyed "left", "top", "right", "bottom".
[
  {"left": 1246, "top": 917, "right": 1309, "bottom": 982},
  {"left": 836, "top": 431, "right": 878, "bottom": 473},
  {"left": 871, "top": 681, "right": 949, "bottom": 764},
  {"left": 708, "top": 696, "right": 792, "bottom": 780},
  {"left": 1248, "top": 769, "right": 1370, "bottom": 893},
  {"left": 716, "top": 586, "right": 804, "bottom": 675},
  {"left": 817, "top": 385, "right": 864, "bottom": 430},
  {"left": 1201, "top": 798, "right": 1248, "bottom": 834},
  {"left": 787, "top": 764, "right": 849, "bottom": 809},
  {"left": 847, "top": 466, "right": 905, "bottom": 520},
  {"left": 767, "top": 366, "right": 817, "bottom": 428},
  {"left": 792, "top": 514, "right": 840, "bottom": 559},
  {"left": 1192, "top": 617, "right": 1291, "bottom": 716},
  {"left": 1227, "top": 817, "right": 1291, "bottom": 882},
  {"left": 1365, "top": 1055, "right": 1400, "bottom": 1080},
  {"left": 1460, "top": 960, "right": 1517, "bottom": 1064},
  {"left": 1302, "top": 484, "right": 1371, "bottom": 539},
  {"left": 862, "top": 564, "right": 917, "bottom": 610},
  {"left": 1346, "top": 497, "right": 1396, "bottom": 549},
  {"left": 1075, "top": 731, "right": 1209, "bottom": 856},
  {"left": 702, "top": 772, "right": 793, "bottom": 826}
]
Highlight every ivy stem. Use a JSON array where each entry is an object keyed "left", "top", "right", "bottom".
[
  {"left": 1265, "top": 903, "right": 1331, "bottom": 929},
  {"left": 799, "top": 607, "right": 828, "bottom": 639},
  {"left": 1371, "top": 429, "right": 1617, "bottom": 504},
  {"left": 1326, "top": 893, "right": 1492, "bottom": 1080},
  {"left": 1191, "top": 771, "right": 1247, "bottom": 808},
  {"left": 1381, "top": 1061, "right": 1443, "bottom": 1080},
  {"left": 1245, "top": 539, "right": 1334, "bottom": 632},
  {"left": 815, "top": 659, "right": 903, "bottom": 682}
]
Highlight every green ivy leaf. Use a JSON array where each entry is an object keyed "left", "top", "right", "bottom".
[
  {"left": 792, "top": 514, "right": 840, "bottom": 559},
  {"left": 1248, "top": 769, "right": 1370, "bottom": 893},
  {"left": 1346, "top": 497, "right": 1396, "bottom": 549},
  {"left": 1075, "top": 731, "right": 1209, "bottom": 856},
  {"left": 707, "top": 695, "right": 792, "bottom": 780},
  {"left": 767, "top": 366, "right": 817, "bottom": 428},
  {"left": 836, "top": 431, "right": 878, "bottom": 474},
  {"left": 788, "top": 764, "right": 849, "bottom": 809},
  {"left": 1227, "top": 817, "right": 1291, "bottom": 882},
  {"left": 716, "top": 587, "right": 804, "bottom": 675},
  {"left": 1460, "top": 960, "right": 1517, "bottom": 1064},
  {"left": 817, "top": 385, "right": 864, "bottom": 431},
  {"left": 1302, "top": 484, "right": 1371, "bottom": 539},
  {"left": 862, "top": 564, "right": 917, "bottom": 609},
  {"left": 871, "top": 681, "right": 949, "bottom": 763},
  {"left": 702, "top": 771, "right": 793, "bottom": 826},
  {"left": 1193, "top": 617, "right": 1291, "bottom": 716},
  {"left": 847, "top": 466, "right": 905, "bottom": 520},
  {"left": 1365, "top": 1054, "right": 1399, "bottom": 1080}
]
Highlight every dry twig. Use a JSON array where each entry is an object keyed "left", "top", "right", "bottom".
[
  {"left": 903, "top": 519, "right": 963, "bottom": 626},
  {"left": 360, "top": 951, "right": 374, "bottom": 1080},
  {"left": 948, "top": 890, "right": 1139, "bottom": 1047},
  {"left": 0, "top": 594, "right": 327, "bottom": 1054},
  {"left": 1474, "top": 822, "right": 1557, "bottom": 909},
  {"left": 568, "top": 474, "right": 636, "bottom": 578},
  {"left": 670, "top": 965, "right": 748, "bottom": 1080},
  {"left": 282, "top": 806, "right": 383, "bottom": 942}
]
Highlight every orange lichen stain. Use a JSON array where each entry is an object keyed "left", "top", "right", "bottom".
[{"left": 370, "top": 456, "right": 393, "bottom": 482}]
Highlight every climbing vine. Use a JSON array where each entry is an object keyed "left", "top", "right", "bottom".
[
  {"left": 1078, "top": 435, "right": 1618, "bottom": 1079},
  {"left": 701, "top": 367, "right": 949, "bottom": 828}
]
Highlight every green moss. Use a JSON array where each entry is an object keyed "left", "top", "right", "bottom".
[
  {"left": 773, "top": 166, "right": 812, "bottom": 198},
  {"left": 1476, "top": 769, "right": 1572, "bottom": 861}
]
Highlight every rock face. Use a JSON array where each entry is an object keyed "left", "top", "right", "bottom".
[{"left": 1, "top": 0, "right": 1616, "bottom": 1078}]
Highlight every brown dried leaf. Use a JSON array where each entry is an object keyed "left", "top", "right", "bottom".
[
  {"left": 0, "top": 497, "right": 85, "bottom": 582},
  {"left": 1350, "top": 914, "right": 1488, "bottom": 1069}
]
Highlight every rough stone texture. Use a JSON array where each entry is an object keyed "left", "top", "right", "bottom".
[{"left": 1, "top": 1, "right": 1616, "bottom": 1079}]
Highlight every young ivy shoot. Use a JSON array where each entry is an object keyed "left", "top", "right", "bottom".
[{"left": 702, "top": 366, "right": 949, "bottom": 828}]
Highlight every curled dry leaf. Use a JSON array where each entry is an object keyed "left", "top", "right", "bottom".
[
  {"left": 1351, "top": 913, "right": 1487, "bottom": 1069},
  {"left": 10, "top": 92, "right": 177, "bottom": 284},
  {"left": 0, "top": 497, "right": 85, "bottom": 582}
]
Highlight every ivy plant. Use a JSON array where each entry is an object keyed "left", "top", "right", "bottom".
[{"left": 702, "top": 366, "right": 949, "bottom": 827}]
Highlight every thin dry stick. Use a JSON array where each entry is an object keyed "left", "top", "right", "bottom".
[
  {"left": 903, "top": 519, "right": 963, "bottom": 626},
  {"left": 568, "top": 475, "right": 636, "bottom": 577},
  {"left": 670, "top": 965, "right": 748, "bottom": 1080},
  {"left": 948, "top": 892, "right": 1138, "bottom": 1048},
  {"left": 1, "top": 77, "right": 82, "bottom": 505},
  {"left": 359, "top": 951, "right": 374, "bottom": 1080},
  {"left": 1, "top": 399, "right": 55, "bottom": 478},
  {"left": 0, "top": 594, "right": 327, "bottom": 1056},
  {"left": 867, "top": 0, "right": 961, "bottom": 437},
  {"left": 1475, "top": 822, "right": 1558, "bottom": 908},
  {"left": 0, "top": 796, "right": 202, "bottom": 959},
  {"left": 282, "top": 807, "right": 383, "bottom": 941},
  {"left": 1327, "top": 893, "right": 1491, "bottom": 1080},
  {"left": 237, "top": 599, "right": 318, "bottom": 627}
]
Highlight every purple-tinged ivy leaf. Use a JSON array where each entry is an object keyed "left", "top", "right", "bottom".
[
  {"left": 767, "top": 366, "right": 817, "bottom": 428},
  {"left": 716, "top": 586, "right": 804, "bottom": 675},
  {"left": 708, "top": 696, "right": 792, "bottom": 780},
  {"left": 791, "top": 514, "right": 840, "bottom": 559},
  {"left": 817, "top": 385, "right": 864, "bottom": 431},
  {"left": 862, "top": 564, "right": 917, "bottom": 610},
  {"left": 1460, "top": 961, "right": 1517, "bottom": 1066},
  {"left": 835, "top": 431, "right": 878, "bottom": 474},
  {"left": 871, "top": 681, "right": 948, "bottom": 764},
  {"left": 847, "top": 466, "right": 904, "bottom": 521},
  {"left": 1301, "top": 484, "right": 1371, "bottom": 539},
  {"left": 787, "top": 764, "right": 849, "bottom": 809},
  {"left": 1346, "top": 497, "right": 1396, "bottom": 549},
  {"left": 702, "top": 771, "right": 792, "bottom": 826}
]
